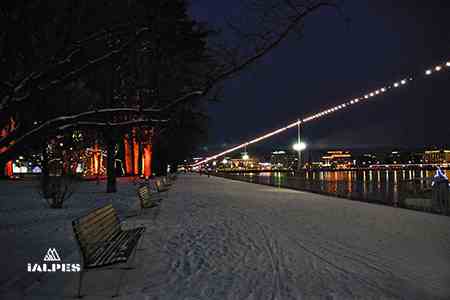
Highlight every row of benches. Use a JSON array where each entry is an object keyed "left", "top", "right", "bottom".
[{"left": 72, "top": 175, "right": 175, "bottom": 298}]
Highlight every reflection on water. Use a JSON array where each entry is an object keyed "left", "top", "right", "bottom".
[{"left": 222, "top": 170, "right": 447, "bottom": 208}]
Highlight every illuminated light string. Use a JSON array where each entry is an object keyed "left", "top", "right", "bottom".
[{"left": 193, "top": 59, "right": 450, "bottom": 167}]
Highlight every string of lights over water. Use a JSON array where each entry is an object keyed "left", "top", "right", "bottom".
[{"left": 193, "top": 59, "right": 450, "bottom": 167}]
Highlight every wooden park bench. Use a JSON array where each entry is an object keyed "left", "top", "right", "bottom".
[
  {"left": 154, "top": 177, "right": 170, "bottom": 193},
  {"left": 137, "top": 185, "right": 162, "bottom": 217},
  {"left": 138, "top": 185, "right": 161, "bottom": 208},
  {"left": 162, "top": 176, "right": 172, "bottom": 186},
  {"left": 72, "top": 204, "right": 145, "bottom": 297}
]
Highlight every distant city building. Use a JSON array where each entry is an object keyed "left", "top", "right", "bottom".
[
  {"left": 358, "top": 153, "right": 378, "bottom": 166},
  {"left": 258, "top": 162, "right": 272, "bottom": 170},
  {"left": 386, "top": 151, "right": 405, "bottom": 164},
  {"left": 307, "top": 161, "right": 322, "bottom": 169},
  {"left": 409, "top": 152, "right": 424, "bottom": 164},
  {"left": 270, "top": 150, "right": 297, "bottom": 170},
  {"left": 321, "top": 151, "right": 352, "bottom": 169},
  {"left": 229, "top": 158, "right": 260, "bottom": 170},
  {"left": 424, "top": 149, "right": 450, "bottom": 164}
]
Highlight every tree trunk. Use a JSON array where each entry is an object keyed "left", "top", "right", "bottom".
[
  {"left": 0, "top": 160, "right": 6, "bottom": 178},
  {"left": 137, "top": 142, "right": 143, "bottom": 176},
  {"left": 130, "top": 136, "right": 135, "bottom": 175},
  {"left": 106, "top": 134, "right": 117, "bottom": 193},
  {"left": 41, "top": 146, "right": 51, "bottom": 198}
]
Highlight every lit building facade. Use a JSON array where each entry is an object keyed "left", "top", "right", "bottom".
[
  {"left": 321, "top": 150, "right": 353, "bottom": 168},
  {"left": 424, "top": 149, "right": 450, "bottom": 164},
  {"left": 229, "top": 158, "right": 260, "bottom": 170},
  {"left": 270, "top": 151, "right": 297, "bottom": 170}
]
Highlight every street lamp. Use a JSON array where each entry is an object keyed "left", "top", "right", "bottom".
[
  {"left": 293, "top": 120, "right": 306, "bottom": 171},
  {"left": 293, "top": 142, "right": 306, "bottom": 171},
  {"left": 293, "top": 142, "right": 307, "bottom": 152}
]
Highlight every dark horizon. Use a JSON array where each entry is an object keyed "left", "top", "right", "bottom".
[{"left": 193, "top": 144, "right": 437, "bottom": 163}]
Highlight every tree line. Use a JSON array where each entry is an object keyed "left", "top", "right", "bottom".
[{"left": 0, "top": 0, "right": 340, "bottom": 194}]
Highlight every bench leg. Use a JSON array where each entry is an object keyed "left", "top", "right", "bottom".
[
  {"left": 137, "top": 234, "right": 146, "bottom": 251},
  {"left": 113, "top": 269, "right": 127, "bottom": 297},
  {"left": 121, "top": 242, "right": 140, "bottom": 270},
  {"left": 77, "top": 270, "right": 85, "bottom": 298}
]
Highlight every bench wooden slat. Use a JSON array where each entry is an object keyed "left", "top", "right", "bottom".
[
  {"left": 75, "top": 211, "right": 119, "bottom": 246},
  {"left": 138, "top": 185, "right": 160, "bottom": 209},
  {"left": 76, "top": 204, "right": 116, "bottom": 226},
  {"left": 74, "top": 207, "right": 121, "bottom": 257},
  {"left": 89, "top": 230, "right": 129, "bottom": 266},
  {"left": 72, "top": 204, "right": 145, "bottom": 269},
  {"left": 88, "top": 227, "right": 145, "bottom": 267},
  {"left": 82, "top": 223, "right": 122, "bottom": 257},
  {"left": 76, "top": 209, "right": 119, "bottom": 238},
  {"left": 154, "top": 179, "right": 169, "bottom": 192}
]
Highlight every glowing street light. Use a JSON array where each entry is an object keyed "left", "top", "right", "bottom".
[
  {"left": 222, "top": 158, "right": 228, "bottom": 164},
  {"left": 293, "top": 120, "right": 307, "bottom": 172},
  {"left": 292, "top": 142, "right": 307, "bottom": 151},
  {"left": 293, "top": 141, "right": 307, "bottom": 172},
  {"left": 242, "top": 153, "right": 250, "bottom": 160}
]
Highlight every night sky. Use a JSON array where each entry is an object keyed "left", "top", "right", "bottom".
[{"left": 189, "top": 1, "right": 450, "bottom": 155}]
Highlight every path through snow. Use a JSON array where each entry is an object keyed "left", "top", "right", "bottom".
[{"left": 133, "top": 174, "right": 450, "bottom": 299}]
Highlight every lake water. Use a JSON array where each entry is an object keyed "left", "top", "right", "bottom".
[{"left": 217, "top": 169, "right": 448, "bottom": 212}]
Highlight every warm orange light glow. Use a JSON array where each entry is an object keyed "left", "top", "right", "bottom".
[
  {"left": 123, "top": 130, "right": 153, "bottom": 176},
  {"left": 5, "top": 161, "right": 13, "bottom": 177},
  {"left": 143, "top": 144, "right": 152, "bottom": 177},
  {"left": 133, "top": 138, "right": 139, "bottom": 175},
  {"left": 124, "top": 136, "right": 133, "bottom": 175},
  {"left": 93, "top": 144, "right": 101, "bottom": 175}
]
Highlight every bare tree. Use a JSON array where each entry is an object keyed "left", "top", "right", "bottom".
[{"left": 0, "top": 0, "right": 342, "bottom": 191}]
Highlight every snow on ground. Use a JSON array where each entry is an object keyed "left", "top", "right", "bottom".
[
  {"left": 130, "top": 174, "right": 450, "bottom": 300},
  {"left": 3, "top": 174, "right": 450, "bottom": 299},
  {"left": 0, "top": 177, "right": 140, "bottom": 294}
]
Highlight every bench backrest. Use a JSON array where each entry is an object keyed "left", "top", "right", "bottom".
[
  {"left": 148, "top": 180, "right": 159, "bottom": 192},
  {"left": 72, "top": 204, "right": 121, "bottom": 262},
  {"left": 138, "top": 185, "right": 153, "bottom": 208},
  {"left": 154, "top": 179, "right": 163, "bottom": 191}
]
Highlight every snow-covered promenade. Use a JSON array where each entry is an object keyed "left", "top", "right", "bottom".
[{"left": 2, "top": 174, "right": 450, "bottom": 299}]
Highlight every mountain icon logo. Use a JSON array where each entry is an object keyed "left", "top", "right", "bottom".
[{"left": 43, "top": 248, "right": 61, "bottom": 262}]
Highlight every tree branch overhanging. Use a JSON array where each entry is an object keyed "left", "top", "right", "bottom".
[
  {"left": 0, "top": 27, "right": 150, "bottom": 113},
  {"left": 0, "top": 88, "right": 204, "bottom": 161}
]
